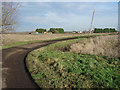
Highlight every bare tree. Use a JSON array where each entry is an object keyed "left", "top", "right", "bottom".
[{"left": 1, "top": 1, "right": 20, "bottom": 32}]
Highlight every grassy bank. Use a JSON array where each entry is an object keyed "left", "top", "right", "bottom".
[
  {"left": 26, "top": 35, "right": 120, "bottom": 88},
  {"left": 70, "top": 35, "right": 118, "bottom": 57}
]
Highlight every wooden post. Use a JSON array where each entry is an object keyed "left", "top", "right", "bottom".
[{"left": 89, "top": 10, "right": 95, "bottom": 36}]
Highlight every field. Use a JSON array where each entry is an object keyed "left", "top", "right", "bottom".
[
  {"left": 26, "top": 35, "right": 120, "bottom": 88},
  {"left": 2, "top": 33, "right": 111, "bottom": 48},
  {"left": 2, "top": 33, "right": 85, "bottom": 46}
]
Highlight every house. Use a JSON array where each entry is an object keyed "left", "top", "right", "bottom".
[
  {"left": 43, "top": 32, "right": 47, "bottom": 34},
  {"left": 82, "top": 31, "right": 89, "bottom": 34},
  {"left": 43, "top": 31, "right": 52, "bottom": 34},
  {"left": 78, "top": 31, "right": 83, "bottom": 33},
  {"left": 72, "top": 31, "right": 77, "bottom": 33},
  {"left": 29, "top": 31, "right": 39, "bottom": 34},
  {"left": 72, "top": 31, "right": 83, "bottom": 34}
]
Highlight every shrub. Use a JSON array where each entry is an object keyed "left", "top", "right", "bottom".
[
  {"left": 49, "top": 28, "right": 64, "bottom": 33},
  {"left": 36, "top": 28, "right": 46, "bottom": 33}
]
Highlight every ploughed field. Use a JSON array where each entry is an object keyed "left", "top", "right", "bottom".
[{"left": 26, "top": 35, "right": 120, "bottom": 88}]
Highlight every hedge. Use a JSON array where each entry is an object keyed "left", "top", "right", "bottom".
[{"left": 94, "top": 28, "right": 117, "bottom": 33}]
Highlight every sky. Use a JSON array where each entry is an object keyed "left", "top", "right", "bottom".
[{"left": 16, "top": 2, "right": 118, "bottom": 32}]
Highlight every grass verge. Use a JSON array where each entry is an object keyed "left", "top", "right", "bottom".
[{"left": 26, "top": 35, "right": 120, "bottom": 88}]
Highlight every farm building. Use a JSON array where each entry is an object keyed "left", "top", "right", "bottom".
[
  {"left": 72, "top": 31, "right": 83, "bottom": 34},
  {"left": 43, "top": 31, "right": 52, "bottom": 34}
]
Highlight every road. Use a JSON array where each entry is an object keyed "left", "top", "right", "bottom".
[{"left": 2, "top": 37, "right": 79, "bottom": 88}]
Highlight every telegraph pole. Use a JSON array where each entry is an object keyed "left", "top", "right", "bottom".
[{"left": 89, "top": 10, "right": 95, "bottom": 35}]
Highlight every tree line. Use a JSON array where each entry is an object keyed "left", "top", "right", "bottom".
[
  {"left": 36, "top": 28, "right": 64, "bottom": 33},
  {"left": 94, "top": 28, "right": 117, "bottom": 33}
]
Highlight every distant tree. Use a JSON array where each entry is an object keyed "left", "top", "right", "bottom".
[
  {"left": 94, "top": 28, "right": 103, "bottom": 33},
  {"left": 49, "top": 28, "right": 64, "bottom": 33},
  {"left": 109, "top": 28, "right": 117, "bottom": 32},
  {"left": 57, "top": 28, "right": 64, "bottom": 33},
  {"left": 36, "top": 28, "right": 46, "bottom": 33},
  {"left": 49, "top": 28, "right": 56, "bottom": 33},
  {"left": 104, "top": 28, "right": 109, "bottom": 33},
  {"left": 94, "top": 28, "right": 117, "bottom": 33}
]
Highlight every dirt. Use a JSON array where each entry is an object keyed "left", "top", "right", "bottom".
[{"left": 2, "top": 37, "right": 80, "bottom": 88}]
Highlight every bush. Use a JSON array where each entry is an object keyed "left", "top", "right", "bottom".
[
  {"left": 94, "top": 28, "right": 117, "bottom": 33},
  {"left": 94, "top": 28, "right": 103, "bottom": 33},
  {"left": 36, "top": 28, "right": 46, "bottom": 33},
  {"left": 49, "top": 28, "right": 64, "bottom": 33}
]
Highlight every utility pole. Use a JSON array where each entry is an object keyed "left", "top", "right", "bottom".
[{"left": 89, "top": 10, "right": 95, "bottom": 35}]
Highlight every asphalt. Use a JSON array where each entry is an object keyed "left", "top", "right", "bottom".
[{"left": 2, "top": 37, "right": 80, "bottom": 89}]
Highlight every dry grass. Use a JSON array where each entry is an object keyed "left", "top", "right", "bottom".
[
  {"left": 70, "top": 35, "right": 119, "bottom": 57},
  {"left": 2, "top": 34, "right": 88, "bottom": 46}
]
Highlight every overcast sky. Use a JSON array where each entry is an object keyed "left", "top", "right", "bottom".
[{"left": 17, "top": 2, "right": 118, "bottom": 32}]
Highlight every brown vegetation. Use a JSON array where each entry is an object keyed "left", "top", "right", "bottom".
[
  {"left": 69, "top": 35, "right": 119, "bottom": 57},
  {"left": 2, "top": 33, "right": 87, "bottom": 46}
]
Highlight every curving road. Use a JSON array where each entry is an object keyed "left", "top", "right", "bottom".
[{"left": 2, "top": 37, "right": 80, "bottom": 88}]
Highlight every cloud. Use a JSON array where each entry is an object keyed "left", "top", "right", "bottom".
[
  {"left": 63, "top": 3, "right": 75, "bottom": 8},
  {"left": 37, "top": 2, "right": 51, "bottom": 8},
  {"left": 22, "top": 11, "right": 92, "bottom": 31},
  {"left": 18, "top": 2, "right": 117, "bottom": 32},
  {"left": 23, "top": 12, "right": 67, "bottom": 24}
]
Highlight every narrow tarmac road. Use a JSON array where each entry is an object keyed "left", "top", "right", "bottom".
[{"left": 2, "top": 37, "right": 79, "bottom": 89}]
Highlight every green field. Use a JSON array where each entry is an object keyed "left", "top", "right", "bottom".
[{"left": 26, "top": 35, "right": 120, "bottom": 88}]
